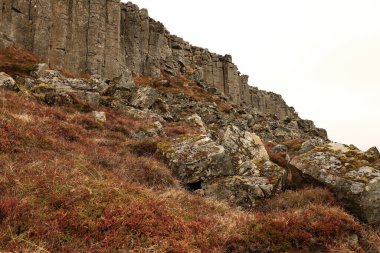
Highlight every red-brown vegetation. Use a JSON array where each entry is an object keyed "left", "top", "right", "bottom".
[
  {"left": 0, "top": 47, "right": 40, "bottom": 76},
  {"left": 164, "top": 122, "right": 198, "bottom": 137},
  {"left": 0, "top": 88, "right": 378, "bottom": 252}
]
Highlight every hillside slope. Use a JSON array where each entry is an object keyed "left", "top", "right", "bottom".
[
  {"left": 0, "top": 47, "right": 379, "bottom": 252},
  {"left": 0, "top": 0, "right": 379, "bottom": 252}
]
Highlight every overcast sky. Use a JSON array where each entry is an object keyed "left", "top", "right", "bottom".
[{"left": 128, "top": 0, "right": 380, "bottom": 151}]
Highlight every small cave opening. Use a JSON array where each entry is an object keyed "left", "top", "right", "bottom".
[{"left": 186, "top": 181, "right": 203, "bottom": 192}]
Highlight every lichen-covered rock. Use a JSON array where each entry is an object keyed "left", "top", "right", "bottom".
[
  {"left": 291, "top": 142, "right": 380, "bottom": 224},
  {"left": 298, "top": 138, "right": 325, "bottom": 153},
  {"left": 92, "top": 111, "right": 106, "bottom": 123},
  {"left": 222, "top": 125, "right": 269, "bottom": 168},
  {"left": 130, "top": 86, "right": 159, "bottom": 109},
  {"left": 90, "top": 75, "right": 110, "bottom": 94},
  {"left": 157, "top": 124, "right": 286, "bottom": 208},
  {"left": 204, "top": 161, "right": 286, "bottom": 208},
  {"left": 157, "top": 135, "right": 233, "bottom": 184},
  {"left": 272, "top": 144, "right": 288, "bottom": 154},
  {"left": 0, "top": 72, "right": 16, "bottom": 90},
  {"left": 113, "top": 104, "right": 165, "bottom": 122},
  {"left": 113, "top": 69, "right": 135, "bottom": 90},
  {"left": 32, "top": 63, "right": 49, "bottom": 78},
  {"left": 186, "top": 114, "right": 206, "bottom": 133},
  {"left": 366, "top": 146, "right": 380, "bottom": 157},
  {"left": 70, "top": 90, "right": 100, "bottom": 106}
]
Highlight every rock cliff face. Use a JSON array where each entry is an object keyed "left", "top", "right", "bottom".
[
  {"left": 0, "top": 0, "right": 304, "bottom": 122},
  {"left": 0, "top": 0, "right": 121, "bottom": 78}
]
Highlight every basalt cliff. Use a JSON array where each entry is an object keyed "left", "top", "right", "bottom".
[
  {"left": 0, "top": 1, "right": 379, "bottom": 252},
  {"left": 1, "top": 0, "right": 315, "bottom": 121}
]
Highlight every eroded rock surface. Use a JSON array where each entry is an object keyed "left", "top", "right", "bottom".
[
  {"left": 0, "top": 72, "right": 16, "bottom": 90},
  {"left": 204, "top": 160, "right": 286, "bottom": 208},
  {"left": 157, "top": 125, "right": 286, "bottom": 208},
  {"left": 291, "top": 143, "right": 380, "bottom": 224},
  {"left": 157, "top": 135, "right": 234, "bottom": 184},
  {"left": 222, "top": 125, "right": 269, "bottom": 168}
]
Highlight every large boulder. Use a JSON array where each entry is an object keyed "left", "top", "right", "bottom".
[
  {"left": 113, "top": 69, "right": 135, "bottom": 90},
  {"left": 157, "top": 135, "right": 233, "bottom": 184},
  {"left": 204, "top": 160, "right": 286, "bottom": 208},
  {"left": 158, "top": 125, "right": 287, "bottom": 209},
  {"left": 290, "top": 143, "right": 380, "bottom": 224},
  {"left": 222, "top": 125, "right": 269, "bottom": 169}
]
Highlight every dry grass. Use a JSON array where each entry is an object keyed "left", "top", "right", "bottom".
[
  {"left": 164, "top": 122, "right": 198, "bottom": 137},
  {"left": 257, "top": 187, "right": 338, "bottom": 212},
  {"left": 0, "top": 47, "right": 40, "bottom": 76},
  {"left": 0, "top": 87, "right": 379, "bottom": 252}
]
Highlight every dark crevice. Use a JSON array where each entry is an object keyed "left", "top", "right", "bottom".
[
  {"left": 186, "top": 181, "right": 203, "bottom": 192},
  {"left": 28, "top": 0, "right": 32, "bottom": 20},
  {"left": 85, "top": 0, "right": 91, "bottom": 70},
  {"left": 11, "top": 6, "right": 23, "bottom": 14}
]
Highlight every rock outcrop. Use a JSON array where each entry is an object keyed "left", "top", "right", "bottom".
[
  {"left": 0, "top": 0, "right": 320, "bottom": 125},
  {"left": 0, "top": 72, "right": 16, "bottom": 90},
  {"left": 157, "top": 135, "right": 234, "bottom": 184},
  {"left": 291, "top": 143, "right": 380, "bottom": 224},
  {"left": 157, "top": 124, "right": 286, "bottom": 208}
]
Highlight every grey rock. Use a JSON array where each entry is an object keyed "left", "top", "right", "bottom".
[
  {"left": 299, "top": 138, "right": 325, "bottom": 153},
  {"left": 0, "top": 72, "right": 16, "bottom": 90},
  {"left": 291, "top": 142, "right": 380, "bottom": 224},
  {"left": 92, "top": 111, "right": 106, "bottom": 123},
  {"left": 71, "top": 91, "right": 100, "bottom": 106},
  {"left": 134, "top": 121, "right": 165, "bottom": 138},
  {"left": 130, "top": 87, "right": 159, "bottom": 109},
  {"left": 113, "top": 69, "right": 135, "bottom": 90},
  {"left": 366, "top": 146, "right": 380, "bottom": 157},
  {"left": 272, "top": 144, "right": 288, "bottom": 154},
  {"left": 222, "top": 125, "right": 269, "bottom": 168},
  {"left": 114, "top": 105, "right": 164, "bottom": 122},
  {"left": 157, "top": 135, "right": 234, "bottom": 184},
  {"left": 186, "top": 114, "right": 206, "bottom": 133},
  {"left": 204, "top": 161, "right": 286, "bottom": 208},
  {"left": 32, "top": 63, "right": 49, "bottom": 78}
]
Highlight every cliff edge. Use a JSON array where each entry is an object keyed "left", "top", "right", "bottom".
[{"left": 0, "top": 0, "right": 324, "bottom": 128}]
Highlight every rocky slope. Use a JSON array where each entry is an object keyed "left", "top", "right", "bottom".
[
  {"left": 0, "top": 1, "right": 379, "bottom": 252},
  {"left": 1, "top": 48, "right": 379, "bottom": 225},
  {"left": 1, "top": 50, "right": 380, "bottom": 251}
]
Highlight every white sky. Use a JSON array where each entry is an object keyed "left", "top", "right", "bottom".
[{"left": 127, "top": 0, "right": 380, "bottom": 151}]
